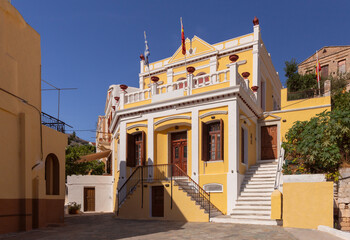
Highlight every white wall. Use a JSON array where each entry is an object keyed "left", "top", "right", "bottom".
[{"left": 67, "top": 175, "right": 114, "bottom": 213}]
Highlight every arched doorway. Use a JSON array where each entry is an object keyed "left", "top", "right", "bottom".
[{"left": 45, "top": 153, "right": 60, "bottom": 195}]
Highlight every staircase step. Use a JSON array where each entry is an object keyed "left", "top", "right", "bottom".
[
  {"left": 244, "top": 177, "right": 275, "bottom": 181},
  {"left": 211, "top": 217, "right": 280, "bottom": 226},
  {"left": 240, "top": 192, "right": 272, "bottom": 197},
  {"left": 242, "top": 184, "right": 274, "bottom": 189},
  {"left": 246, "top": 170, "right": 277, "bottom": 175},
  {"left": 234, "top": 205, "right": 271, "bottom": 210},
  {"left": 238, "top": 196, "right": 271, "bottom": 201},
  {"left": 236, "top": 201, "right": 271, "bottom": 206},
  {"left": 242, "top": 180, "right": 275, "bottom": 185},
  {"left": 241, "top": 188, "right": 274, "bottom": 193},
  {"left": 231, "top": 210, "right": 270, "bottom": 215},
  {"left": 230, "top": 214, "right": 271, "bottom": 220}
]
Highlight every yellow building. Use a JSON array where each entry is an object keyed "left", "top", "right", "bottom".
[
  {"left": 0, "top": 1, "right": 67, "bottom": 234},
  {"left": 97, "top": 17, "right": 331, "bottom": 225}
]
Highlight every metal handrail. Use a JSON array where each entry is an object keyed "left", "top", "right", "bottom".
[
  {"left": 117, "top": 166, "right": 141, "bottom": 214},
  {"left": 274, "top": 146, "right": 285, "bottom": 190},
  {"left": 117, "top": 164, "right": 224, "bottom": 218},
  {"left": 170, "top": 164, "right": 224, "bottom": 217}
]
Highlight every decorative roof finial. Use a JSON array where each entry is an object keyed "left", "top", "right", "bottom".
[{"left": 253, "top": 16, "right": 259, "bottom": 26}]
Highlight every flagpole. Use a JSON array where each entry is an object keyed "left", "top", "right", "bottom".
[{"left": 316, "top": 51, "right": 321, "bottom": 95}]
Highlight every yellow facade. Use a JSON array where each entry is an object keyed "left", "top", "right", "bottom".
[
  {"left": 98, "top": 17, "right": 330, "bottom": 225},
  {"left": 283, "top": 182, "right": 333, "bottom": 229},
  {"left": 0, "top": 1, "right": 67, "bottom": 234}
]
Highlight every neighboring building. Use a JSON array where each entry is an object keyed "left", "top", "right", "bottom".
[
  {"left": 298, "top": 46, "right": 350, "bottom": 79},
  {"left": 0, "top": 1, "right": 67, "bottom": 234}
]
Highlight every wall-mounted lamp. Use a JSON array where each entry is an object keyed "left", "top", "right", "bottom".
[
  {"left": 136, "top": 128, "right": 139, "bottom": 131},
  {"left": 283, "top": 119, "right": 287, "bottom": 122},
  {"left": 211, "top": 116, "right": 215, "bottom": 119}
]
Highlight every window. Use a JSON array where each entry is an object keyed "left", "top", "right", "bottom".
[
  {"left": 126, "top": 131, "right": 146, "bottom": 167},
  {"left": 321, "top": 65, "right": 329, "bottom": 78},
  {"left": 338, "top": 60, "right": 346, "bottom": 74},
  {"left": 45, "top": 154, "right": 59, "bottom": 195},
  {"left": 202, "top": 120, "right": 224, "bottom": 161}
]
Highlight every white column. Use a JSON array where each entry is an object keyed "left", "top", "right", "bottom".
[
  {"left": 209, "top": 56, "right": 217, "bottom": 83},
  {"left": 151, "top": 82, "right": 158, "bottom": 96},
  {"left": 228, "top": 62, "right": 238, "bottom": 86},
  {"left": 252, "top": 24, "right": 260, "bottom": 106},
  {"left": 147, "top": 117, "right": 154, "bottom": 179},
  {"left": 167, "top": 68, "right": 173, "bottom": 91},
  {"left": 119, "top": 90, "right": 125, "bottom": 110},
  {"left": 119, "top": 121, "right": 127, "bottom": 186},
  {"left": 187, "top": 74, "right": 193, "bottom": 95},
  {"left": 139, "top": 75, "right": 144, "bottom": 90},
  {"left": 191, "top": 109, "right": 199, "bottom": 183},
  {"left": 140, "top": 60, "right": 144, "bottom": 74},
  {"left": 227, "top": 100, "right": 239, "bottom": 214}
]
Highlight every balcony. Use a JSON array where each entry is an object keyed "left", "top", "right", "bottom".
[
  {"left": 41, "top": 112, "right": 72, "bottom": 133},
  {"left": 114, "top": 60, "right": 258, "bottom": 110}
]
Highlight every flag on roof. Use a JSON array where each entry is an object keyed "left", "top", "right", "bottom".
[
  {"left": 181, "top": 17, "right": 186, "bottom": 55},
  {"left": 144, "top": 31, "right": 150, "bottom": 66}
]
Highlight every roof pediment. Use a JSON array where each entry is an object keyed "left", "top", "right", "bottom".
[{"left": 168, "top": 35, "right": 216, "bottom": 64}]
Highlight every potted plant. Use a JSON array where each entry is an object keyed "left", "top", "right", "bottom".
[{"left": 68, "top": 202, "right": 81, "bottom": 214}]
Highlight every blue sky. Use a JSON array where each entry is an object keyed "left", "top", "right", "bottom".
[{"left": 12, "top": 0, "right": 350, "bottom": 141}]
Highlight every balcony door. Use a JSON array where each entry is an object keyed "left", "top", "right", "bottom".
[{"left": 171, "top": 131, "right": 187, "bottom": 176}]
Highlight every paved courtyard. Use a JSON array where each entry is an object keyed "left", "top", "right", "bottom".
[{"left": 0, "top": 214, "right": 342, "bottom": 240}]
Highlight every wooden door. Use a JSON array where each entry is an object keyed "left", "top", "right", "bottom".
[
  {"left": 171, "top": 132, "right": 187, "bottom": 176},
  {"left": 152, "top": 186, "right": 164, "bottom": 217},
  {"left": 84, "top": 187, "right": 95, "bottom": 211},
  {"left": 261, "top": 125, "right": 277, "bottom": 160}
]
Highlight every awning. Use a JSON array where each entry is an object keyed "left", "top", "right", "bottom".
[{"left": 77, "top": 150, "right": 111, "bottom": 163}]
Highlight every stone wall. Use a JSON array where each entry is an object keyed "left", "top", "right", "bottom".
[{"left": 337, "top": 168, "right": 350, "bottom": 231}]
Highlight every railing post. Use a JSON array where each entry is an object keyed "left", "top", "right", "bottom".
[
  {"left": 171, "top": 164, "right": 173, "bottom": 209},
  {"left": 141, "top": 167, "right": 144, "bottom": 208},
  {"left": 209, "top": 192, "right": 211, "bottom": 222},
  {"left": 228, "top": 62, "right": 238, "bottom": 86},
  {"left": 117, "top": 190, "right": 119, "bottom": 216}
]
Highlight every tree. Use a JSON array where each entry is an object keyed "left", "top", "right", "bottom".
[
  {"left": 282, "top": 98, "right": 350, "bottom": 176},
  {"left": 65, "top": 145, "right": 105, "bottom": 177},
  {"left": 284, "top": 59, "right": 317, "bottom": 93}
]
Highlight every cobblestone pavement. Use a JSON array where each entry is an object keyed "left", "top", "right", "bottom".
[{"left": 0, "top": 214, "right": 342, "bottom": 240}]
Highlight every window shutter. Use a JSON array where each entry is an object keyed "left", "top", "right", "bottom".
[
  {"left": 220, "top": 119, "right": 224, "bottom": 161},
  {"left": 201, "top": 122, "right": 209, "bottom": 161},
  {"left": 126, "top": 133, "right": 135, "bottom": 167},
  {"left": 141, "top": 131, "right": 146, "bottom": 166}
]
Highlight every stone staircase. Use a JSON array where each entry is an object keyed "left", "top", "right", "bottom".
[
  {"left": 230, "top": 160, "right": 280, "bottom": 225},
  {"left": 174, "top": 178, "right": 223, "bottom": 218}
]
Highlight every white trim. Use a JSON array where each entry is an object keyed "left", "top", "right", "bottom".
[
  {"left": 126, "top": 123, "right": 148, "bottom": 130},
  {"left": 191, "top": 109, "right": 199, "bottom": 183},
  {"left": 203, "top": 183, "right": 223, "bottom": 193},
  {"left": 205, "top": 160, "right": 224, "bottom": 163},
  {"left": 147, "top": 117, "right": 154, "bottom": 178},
  {"left": 199, "top": 111, "right": 228, "bottom": 119},
  {"left": 240, "top": 115, "right": 252, "bottom": 126},
  {"left": 154, "top": 115, "right": 191, "bottom": 126},
  {"left": 267, "top": 104, "right": 331, "bottom": 114},
  {"left": 173, "top": 64, "right": 211, "bottom": 76}
]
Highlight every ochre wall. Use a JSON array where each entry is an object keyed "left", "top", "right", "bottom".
[
  {"left": 283, "top": 182, "right": 333, "bottom": 229},
  {"left": 280, "top": 88, "right": 331, "bottom": 110},
  {"left": 117, "top": 181, "right": 208, "bottom": 222},
  {"left": 0, "top": 1, "right": 67, "bottom": 233}
]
